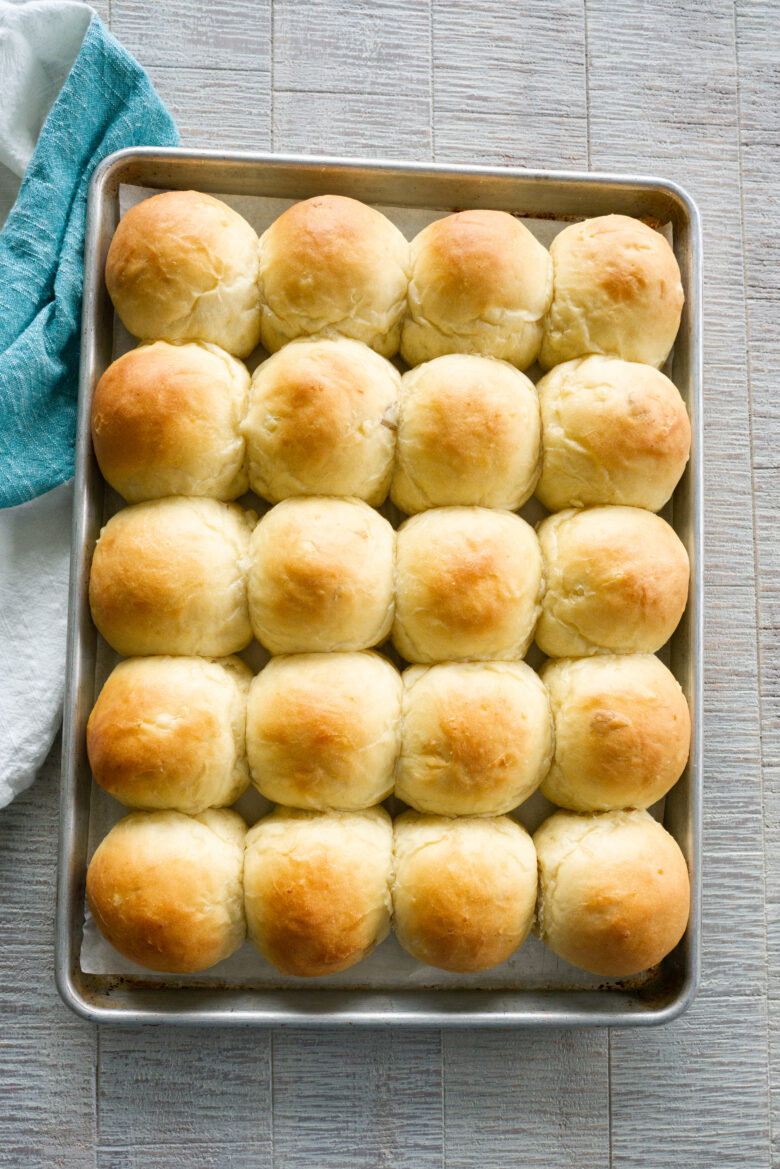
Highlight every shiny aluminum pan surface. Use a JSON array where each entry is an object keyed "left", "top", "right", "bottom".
[{"left": 57, "top": 148, "right": 702, "bottom": 1026}]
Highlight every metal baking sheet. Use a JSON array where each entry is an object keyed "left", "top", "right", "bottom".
[{"left": 56, "top": 148, "right": 702, "bottom": 1026}]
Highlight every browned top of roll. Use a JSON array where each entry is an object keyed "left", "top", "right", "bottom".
[
  {"left": 533, "top": 808, "right": 690, "bottom": 977},
  {"left": 87, "top": 656, "right": 252, "bottom": 814},
  {"left": 88, "top": 497, "right": 254, "bottom": 658},
  {"left": 402, "top": 210, "right": 552, "bottom": 368},
  {"left": 409, "top": 210, "right": 550, "bottom": 324},
  {"left": 540, "top": 214, "right": 684, "bottom": 370},
  {"left": 248, "top": 497, "right": 395, "bottom": 654},
  {"left": 244, "top": 806, "right": 393, "bottom": 977},
  {"left": 105, "top": 191, "right": 261, "bottom": 357},
  {"left": 244, "top": 337, "right": 399, "bottom": 504},
  {"left": 539, "top": 654, "right": 691, "bottom": 811},
  {"left": 392, "top": 812, "right": 538, "bottom": 972},
  {"left": 535, "top": 506, "right": 689, "bottom": 657},
  {"left": 535, "top": 355, "right": 691, "bottom": 512},
  {"left": 392, "top": 507, "right": 543, "bottom": 662},
  {"left": 91, "top": 341, "right": 249, "bottom": 502},
  {"left": 86, "top": 809, "right": 247, "bottom": 973},
  {"left": 258, "top": 194, "right": 409, "bottom": 356}
]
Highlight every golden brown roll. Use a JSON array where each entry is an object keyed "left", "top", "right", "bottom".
[
  {"left": 89, "top": 497, "right": 255, "bottom": 657},
  {"left": 87, "top": 656, "right": 252, "bottom": 814},
  {"left": 86, "top": 809, "right": 247, "bottom": 973},
  {"left": 392, "top": 812, "right": 537, "bottom": 972},
  {"left": 535, "top": 356, "right": 691, "bottom": 512},
  {"left": 539, "top": 215, "right": 684, "bottom": 370},
  {"left": 244, "top": 806, "right": 393, "bottom": 977},
  {"left": 393, "top": 507, "right": 543, "bottom": 663},
  {"left": 105, "top": 191, "right": 261, "bottom": 357},
  {"left": 247, "top": 652, "right": 402, "bottom": 810},
  {"left": 258, "top": 195, "right": 409, "bottom": 357},
  {"left": 535, "top": 506, "right": 689, "bottom": 657},
  {"left": 533, "top": 808, "right": 690, "bottom": 976},
  {"left": 91, "top": 341, "right": 250, "bottom": 503},
  {"left": 248, "top": 497, "right": 395, "bottom": 654},
  {"left": 397, "top": 662, "right": 553, "bottom": 815},
  {"left": 401, "top": 210, "right": 552, "bottom": 369},
  {"left": 391, "top": 355, "right": 541, "bottom": 514},
  {"left": 244, "top": 337, "right": 400, "bottom": 505},
  {"left": 540, "top": 655, "right": 691, "bottom": 812}
]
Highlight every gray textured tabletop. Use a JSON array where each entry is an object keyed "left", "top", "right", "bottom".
[{"left": 1, "top": 1, "right": 778, "bottom": 1165}]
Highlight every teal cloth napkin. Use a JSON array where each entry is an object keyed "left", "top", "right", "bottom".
[{"left": 0, "top": 13, "right": 178, "bottom": 508}]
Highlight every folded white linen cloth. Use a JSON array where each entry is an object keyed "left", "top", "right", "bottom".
[
  {"left": 0, "top": 481, "right": 73, "bottom": 805},
  {"left": 0, "top": 0, "right": 92, "bottom": 189},
  {"left": 0, "top": 1, "right": 87, "bottom": 807}
]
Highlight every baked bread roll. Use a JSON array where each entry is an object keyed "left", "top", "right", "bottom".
[
  {"left": 87, "top": 656, "right": 252, "bottom": 814},
  {"left": 86, "top": 809, "right": 247, "bottom": 973},
  {"left": 247, "top": 652, "right": 402, "bottom": 810},
  {"left": 535, "top": 506, "right": 689, "bottom": 657},
  {"left": 392, "top": 812, "right": 537, "bottom": 972},
  {"left": 540, "top": 655, "right": 690, "bottom": 812},
  {"left": 535, "top": 356, "right": 691, "bottom": 512},
  {"left": 258, "top": 195, "right": 409, "bottom": 357},
  {"left": 248, "top": 497, "right": 394, "bottom": 654},
  {"left": 397, "top": 662, "right": 553, "bottom": 815},
  {"left": 401, "top": 210, "right": 552, "bottom": 369},
  {"left": 105, "top": 191, "right": 261, "bottom": 357},
  {"left": 391, "top": 355, "right": 541, "bottom": 514},
  {"left": 393, "top": 507, "right": 543, "bottom": 663},
  {"left": 91, "top": 341, "right": 249, "bottom": 503},
  {"left": 539, "top": 214, "right": 684, "bottom": 370},
  {"left": 89, "top": 497, "right": 254, "bottom": 657},
  {"left": 244, "top": 337, "right": 400, "bottom": 505},
  {"left": 533, "top": 808, "right": 690, "bottom": 976},
  {"left": 244, "top": 806, "right": 393, "bottom": 977}
]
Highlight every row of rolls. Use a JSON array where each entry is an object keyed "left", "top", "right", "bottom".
[
  {"left": 105, "top": 190, "right": 684, "bottom": 371},
  {"left": 88, "top": 651, "right": 690, "bottom": 818},
  {"left": 92, "top": 338, "right": 691, "bottom": 515},
  {"left": 88, "top": 495, "right": 690, "bottom": 663},
  {"left": 87, "top": 804, "right": 690, "bottom": 981}
]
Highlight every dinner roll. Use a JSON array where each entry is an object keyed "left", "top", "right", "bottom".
[
  {"left": 258, "top": 195, "right": 409, "bottom": 357},
  {"left": 401, "top": 210, "right": 552, "bottom": 369},
  {"left": 535, "top": 356, "right": 691, "bottom": 512},
  {"left": 393, "top": 507, "right": 543, "bottom": 663},
  {"left": 248, "top": 497, "right": 394, "bottom": 654},
  {"left": 91, "top": 341, "right": 250, "bottom": 503},
  {"left": 391, "top": 355, "right": 541, "bottom": 514},
  {"left": 244, "top": 806, "right": 393, "bottom": 977},
  {"left": 86, "top": 809, "right": 247, "bottom": 973},
  {"left": 244, "top": 337, "right": 400, "bottom": 505},
  {"left": 539, "top": 214, "right": 684, "bottom": 370},
  {"left": 533, "top": 808, "right": 690, "bottom": 976},
  {"left": 392, "top": 812, "right": 537, "bottom": 972},
  {"left": 87, "top": 656, "right": 252, "bottom": 813},
  {"left": 535, "top": 506, "right": 689, "bottom": 657},
  {"left": 247, "top": 652, "right": 402, "bottom": 810},
  {"left": 89, "top": 497, "right": 254, "bottom": 657},
  {"left": 540, "top": 655, "right": 691, "bottom": 812},
  {"left": 105, "top": 191, "right": 261, "bottom": 357},
  {"left": 397, "top": 662, "right": 553, "bottom": 815}
]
